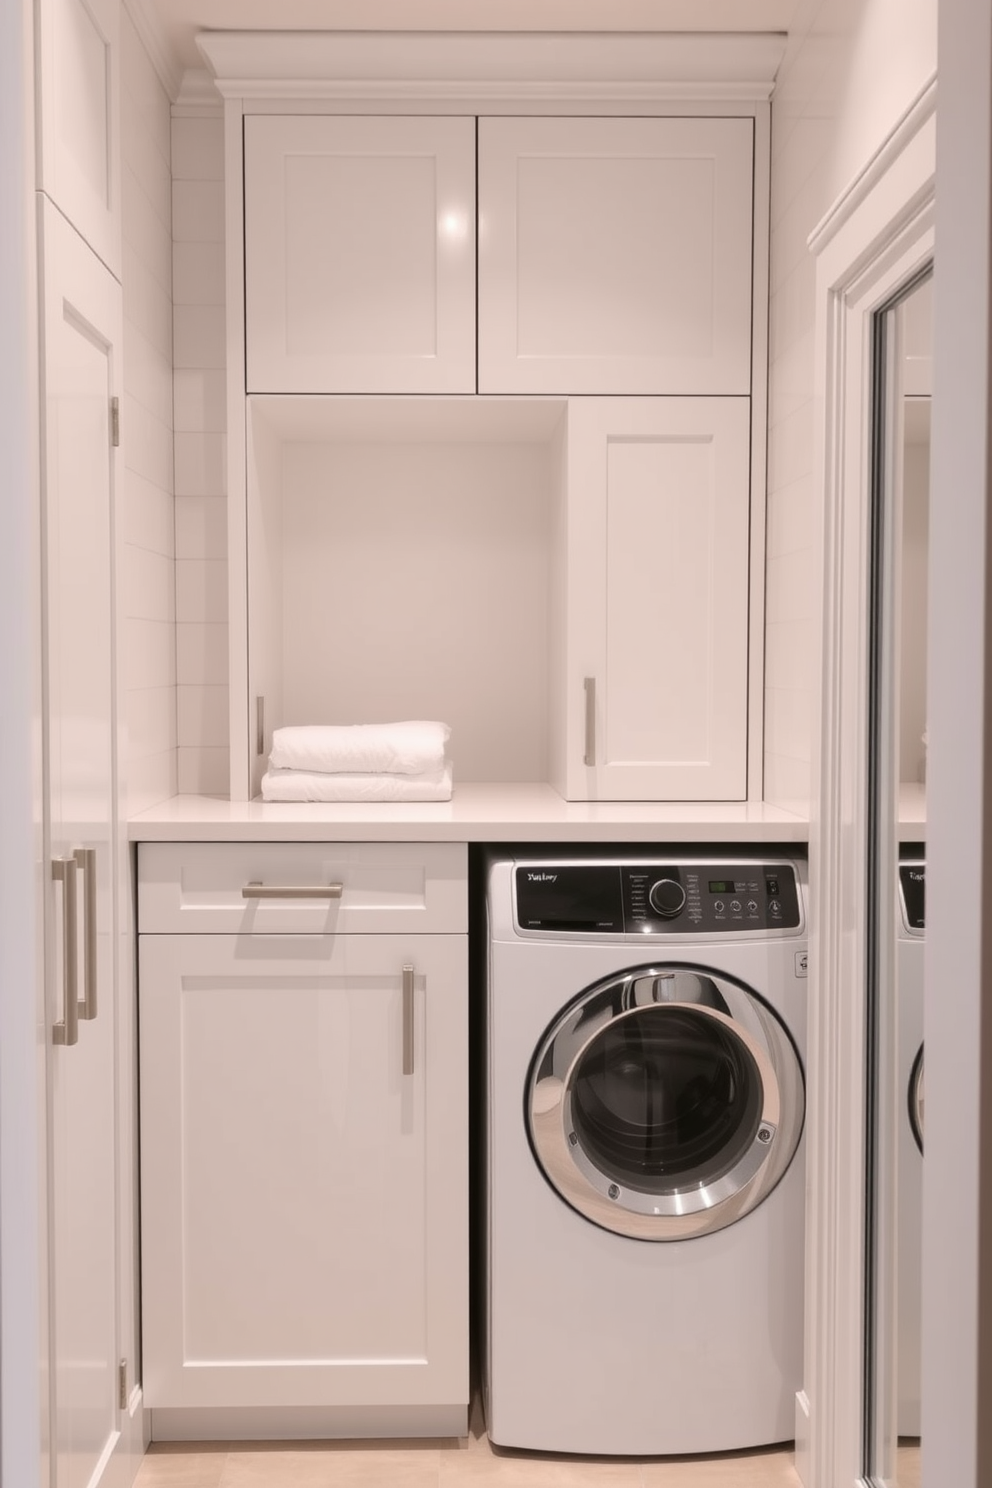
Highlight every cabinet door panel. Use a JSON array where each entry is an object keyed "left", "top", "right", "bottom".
[
  {"left": 479, "top": 117, "right": 753, "bottom": 394},
  {"left": 564, "top": 398, "right": 750, "bottom": 800},
  {"left": 40, "top": 199, "right": 122, "bottom": 1488},
  {"left": 245, "top": 116, "right": 476, "bottom": 393},
  {"left": 37, "top": 0, "right": 120, "bottom": 274},
  {"left": 139, "top": 932, "right": 467, "bottom": 1410}
]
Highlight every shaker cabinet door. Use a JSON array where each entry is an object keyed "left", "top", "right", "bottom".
[
  {"left": 478, "top": 116, "right": 754, "bottom": 395},
  {"left": 244, "top": 115, "right": 476, "bottom": 394},
  {"left": 138, "top": 931, "right": 468, "bottom": 1412},
  {"left": 559, "top": 397, "right": 751, "bottom": 801}
]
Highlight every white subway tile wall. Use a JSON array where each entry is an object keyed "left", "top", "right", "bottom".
[
  {"left": 763, "top": 0, "right": 937, "bottom": 813},
  {"left": 121, "top": 10, "right": 176, "bottom": 812},
  {"left": 172, "top": 109, "right": 229, "bottom": 796}
]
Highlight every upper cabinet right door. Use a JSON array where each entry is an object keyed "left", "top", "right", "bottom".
[
  {"left": 244, "top": 115, "right": 476, "bottom": 394},
  {"left": 478, "top": 117, "right": 754, "bottom": 395}
]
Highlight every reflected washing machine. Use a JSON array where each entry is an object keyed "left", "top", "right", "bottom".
[
  {"left": 483, "top": 853, "right": 808, "bottom": 1456},
  {"left": 897, "top": 858, "right": 925, "bottom": 1437}
]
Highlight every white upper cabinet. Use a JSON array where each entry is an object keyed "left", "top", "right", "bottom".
[
  {"left": 478, "top": 117, "right": 754, "bottom": 395},
  {"left": 244, "top": 115, "right": 477, "bottom": 394},
  {"left": 36, "top": 0, "right": 121, "bottom": 277},
  {"left": 554, "top": 397, "right": 751, "bottom": 801}
]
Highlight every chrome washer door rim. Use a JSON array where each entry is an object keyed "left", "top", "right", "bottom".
[{"left": 527, "top": 966, "right": 804, "bottom": 1241}]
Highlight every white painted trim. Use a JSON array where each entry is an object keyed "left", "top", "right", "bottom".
[
  {"left": 806, "top": 77, "right": 936, "bottom": 259},
  {"left": 748, "top": 101, "right": 770, "bottom": 802},
  {"left": 121, "top": 0, "right": 183, "bottom": 102},
  {"left": 196, "top": 30, "right": 787, "bottom": 100},
  {"left": 0, "top": 3, "right": 42, "bottom": 1486},
  {"left": 924, "top": 0, "right": 992, "bottom": 1478},
  {"left": 805, "top": 95, "right": 935, "bottom": 1488},
  {"left": 223, "top": 97, "right": 249, "bottom": 803}
]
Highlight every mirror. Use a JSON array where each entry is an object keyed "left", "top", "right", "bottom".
[{"left": 866, "top": 270, "right": 931, "bottom": 1488}]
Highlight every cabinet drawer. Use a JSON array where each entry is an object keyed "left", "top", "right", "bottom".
[{"left": 138, "top": 842, "right": 467, "bottom": 934}]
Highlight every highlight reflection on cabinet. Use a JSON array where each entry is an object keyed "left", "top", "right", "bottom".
[{"left": 137, "top": 843, "right": 468, "bottom": 1435}]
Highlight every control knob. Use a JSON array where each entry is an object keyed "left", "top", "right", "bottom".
[{"left": 648, "top": 876, "right": 686, "bottom": 919}]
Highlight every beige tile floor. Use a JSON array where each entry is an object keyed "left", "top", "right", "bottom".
[{"left": 133, "top": 1399, "right": 802, "bottom": 1488}]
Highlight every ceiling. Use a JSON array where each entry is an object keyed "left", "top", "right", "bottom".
[{"left": 152, "top": 0, "right": 802, "bottom": 79}]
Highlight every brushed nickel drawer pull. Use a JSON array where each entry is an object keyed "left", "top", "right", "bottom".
[
  {"left": 584, "top": 676, "right": 597, "bottom": 767},
  {"left": 402, "top": 964, "right": 415, "bottom": 1076},
  {"left": 75, "top": 847, "right": 98, "bottom": 1021},
  {"left": 242, "top": 881, "right": 344, "bottom": 900},
  {"left": 52, "top": 856, "right": 79, "bottom": 1047}
]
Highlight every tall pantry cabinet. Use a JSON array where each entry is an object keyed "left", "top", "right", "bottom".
[{"left": 35, "top": 0, "right": 142, "bottom": 1485}]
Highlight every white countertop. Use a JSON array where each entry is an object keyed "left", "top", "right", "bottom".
[{"left": 128, "top": 784, "right": 810, "bottom": 843}]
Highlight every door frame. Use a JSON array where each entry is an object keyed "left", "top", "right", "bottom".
[{"left": 802, "top": 78, "right": 935, "bottom": 1488}]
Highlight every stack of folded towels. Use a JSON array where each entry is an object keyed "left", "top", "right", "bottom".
[{"left": 260, "top": 720, "right": 453, "bottom": 802}]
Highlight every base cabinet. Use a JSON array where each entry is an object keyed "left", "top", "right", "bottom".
[{"left": 137, "top": 844, "right": 468, "bottom": 1431}]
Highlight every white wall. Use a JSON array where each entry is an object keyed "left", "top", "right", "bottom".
[
  {"left": 764, "top": 0, "right": 938, "bottom": 812},
  {"left": 172, "top": 106, "right": 230, "bottom": 797},
  {"left": 121, "top": 10, "right": 176, "bottom": 811}
]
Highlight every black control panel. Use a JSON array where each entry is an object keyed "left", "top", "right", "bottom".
[
  {"left": 899, "top": 862, "right": 926, "bottom": 930},
  {"left": 514, "top": 861, "right": 802, "bottom": 934}
]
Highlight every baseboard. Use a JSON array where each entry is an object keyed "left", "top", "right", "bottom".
[{"left": 148, "top": 1402, "right": 469, "bottom": 1442}]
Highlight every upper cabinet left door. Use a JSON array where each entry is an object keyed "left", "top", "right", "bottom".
[
  {"left": 244, "top": 116, "right": 477, "bottom": 394},
  {"left": 37, "top": 0, "right": 121, "bottom": 278}
]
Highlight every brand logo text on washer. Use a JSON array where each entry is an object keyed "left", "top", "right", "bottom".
[{"left": 527, "top": 873, "right": 558, "bottom": 883}]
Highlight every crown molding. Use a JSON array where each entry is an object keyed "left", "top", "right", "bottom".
[
  {"left": 173, "top": 67, "right": 224, "bottom": 115},
  {"left": 123, "top": 0, "right": 184, "bottom": 101},
  {"left": 807, "top": 74, "right": 937, "bottom": 258},
  {"left": 196, "top": 30, "right": 788, "bottom": 101}
]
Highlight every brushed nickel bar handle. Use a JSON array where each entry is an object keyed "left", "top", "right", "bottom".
[
  {"left": 52, "top": 856, "right": 79, "bottom": 1047},
  {"left": 583, "top": 676, "right": 597, "bottom": 767},
  {"left": 74, "top": 847, "right": 98, "bottom": 1021},
  {"left": 242, "top": 881, "right": 344, "bottom": 900},
  {"left": 256, "top": 696, "right": 265, "bottom": 757},
  {"left": 402, "top": 964, "right": 415, "bottom": 1076}
]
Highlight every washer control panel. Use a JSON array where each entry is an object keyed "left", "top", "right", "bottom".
[{"left": 513, "top": 861, "right": 803, "bottom": 935}]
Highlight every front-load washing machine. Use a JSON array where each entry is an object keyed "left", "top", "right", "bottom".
[
  {"left": 896, "top": 857, "right": 925, "bottom": 1437},
  {"left": 483, "top": 853, "right": 808, "bottom": 1456}
]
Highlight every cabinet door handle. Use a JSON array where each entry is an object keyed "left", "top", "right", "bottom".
[
  {"left": 402, "top": 964, "right": 415, "bottom": 1076},
  {"left": 52, "top": 856, "right": 79, "bottom": 1047},
  {"left": 242, "top": 881, "right": 344, "bottom": 900},
  {"left": 584, "top": 676, "right": 597, "bottom": 767},
  {"left": 74, "top": 847, "right": 98, "bottom": 1021}
]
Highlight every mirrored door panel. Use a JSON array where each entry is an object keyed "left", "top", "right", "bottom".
[{"left": 866, "top": 269, "right": 931, "bottom": 1488}]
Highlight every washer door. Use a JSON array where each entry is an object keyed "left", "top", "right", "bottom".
[{"left": 527, "top": 965, "right": 804, "bottom": 1241}]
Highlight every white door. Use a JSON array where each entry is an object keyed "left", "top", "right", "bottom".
[
  {"left": 40, "top": 199, "right": 122, "bottom": 1488},
  {"left": 558, "top": 397, "right": 751, "bottom": 800},
  {"left": 244, "top": 115, "right": 476, "bottom": 394},
  {"left": 138, "top": 931, "right": 468, "bottom": 1413},
  {"left": 478, "top": 116, "right": 753, "bottom": 395}
]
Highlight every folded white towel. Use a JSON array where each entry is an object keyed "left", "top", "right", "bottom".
[
  {"left": 269, "top": 721, "right": 451, "bottom": 777},
  {"left": 260, "top": 762, "right": 453, "bottom": 803}
]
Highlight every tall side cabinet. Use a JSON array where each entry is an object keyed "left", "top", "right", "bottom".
[{"left": 35, "top": 2, "right": 142, "bottom": 1485}]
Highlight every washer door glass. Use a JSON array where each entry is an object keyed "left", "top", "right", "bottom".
[{"left": 528, "top": 966, "right": 804, "bottom": 1241}]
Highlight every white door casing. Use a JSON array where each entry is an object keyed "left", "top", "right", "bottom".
[{"left": 804, "top": 81, "right": 935, "bottom": 1488}]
